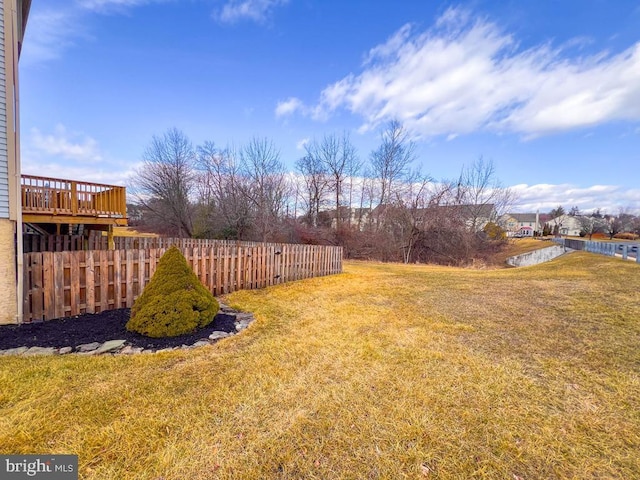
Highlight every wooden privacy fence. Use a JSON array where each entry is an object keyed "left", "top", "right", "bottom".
[
  {"left": 112, "top": 237, "right": 264, "bottom": 250},
  {"left": 23, "top": 242, "right": 343, "bottom": 322}
]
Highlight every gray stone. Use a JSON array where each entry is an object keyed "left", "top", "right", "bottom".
[
  {"left": 94, "top": 340, "right": 126, "bottom": 355},
  {"left": 235, "top": 318, "right": 253, "bottom": 331},
  {"left": 193, "top": 340, "right": 211, "bottom": 347},
  {"left": 23, "top": 346, "right": 57, "bottom": 356},
  {"left": 218, "top": 303, "right": 235, "bottom": 313},
  {"left": 119, "top": 345, "right": 143, "bottom": 355},
  {"left": 141, "top": 349, "right": 154, "bottom": 354},
  {"left": 209, "top": 331, "right": 231, "bottom": 340},
  {"left": 0, "top": 346, "right": 28, "bottom": 356},
  {"left": 76, "top": 342, "right": 101, "bottom": 352},
  {"left": 58, "top": 347, "right": 73, "bottom": 355},
  {"left": 155, "top": 348, "right": 176, "bottom": 354},
  {"left": 76, "top": 350, "right": 99, "bottom": 356}
]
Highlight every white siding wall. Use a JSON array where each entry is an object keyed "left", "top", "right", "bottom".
[{"left": 0, "top": 3, "right": 9, "bottom": 219}]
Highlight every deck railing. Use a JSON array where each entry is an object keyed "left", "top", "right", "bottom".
[{"left": 21, "top": 174, "right": 127, "bottom": 219}]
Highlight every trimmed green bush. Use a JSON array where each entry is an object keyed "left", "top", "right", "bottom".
[{"left": 126, "top": 246, "right": 219, "bottom": 337}]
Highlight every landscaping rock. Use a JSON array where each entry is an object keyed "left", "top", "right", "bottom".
[
  {"left": 218, "top": 303, "right": 236, "bottom": 314},
  {"left": 209, "top": 331, "right": 231, "bottom": 340},
  {"left": 76, "top": 350, "right": 99, "bottom": 356},
  {"left": 0, "top": 346, "right": 28, "bottom": 356},
  {"left": 23, "top": 346, "right": 57, "bottom": 356},
  {"left": 77, "top": 342, "right": 101, "bottom": 352},
  {"left": 156, "top": 348, "right": 176, "bottom": 354},
  {"left": 58, "top": 347, "right": 73, "bottom": 355},
  {"left": 193, "top": 340, "right": 211, "bottom": 347},
  {"left": 94, "top": 340, "right": 126, "bottom": 355},
  {"left": 235, "top": 318, "right": 253, "bottom": 331},
  {"left": 119, "top": 345, "right": 143, "bottom": 355}
]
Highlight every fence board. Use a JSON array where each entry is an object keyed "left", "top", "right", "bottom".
[
  {"left": 32, "top": 254, "right": 44, "bottom": 321},
  {"left": 42, "top": 252, "right": 55, "bottom": 320},
  {"left": 125, "top": 250, "right": 134, "bottom": 306},
  {"left": 86, "top": 251, "right": 95, "bottom": 314},
  {"left": 113, "top": 250, "right": 122, "bottom": 309},
  {"left": 69, "top": 253, "right": 80, "bottom": 316}
]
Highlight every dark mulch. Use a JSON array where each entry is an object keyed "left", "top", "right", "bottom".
[{"left": 0, "top": 309, "right": 237, "bottom": 351}]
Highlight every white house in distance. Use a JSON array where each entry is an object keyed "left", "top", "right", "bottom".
[
  {"left": 500, "top": 213, "right": 541, "bottom": 237},
  {"left": 546, "top": 214, "right": 582, "bottom": 237}
]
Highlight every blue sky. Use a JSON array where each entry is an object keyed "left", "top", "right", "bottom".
[{"left": 19, "top": 0, "right": 640, "bottom": 214}]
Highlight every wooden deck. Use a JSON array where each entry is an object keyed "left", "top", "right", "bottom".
[{"left": 21, "top": 175, "right": 127, "bottom": 226}]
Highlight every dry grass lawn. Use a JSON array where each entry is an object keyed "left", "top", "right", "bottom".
[
  {"left": 1, "top": 252, "right": 639, "bottom": 479},
  {"left": 112, "top": 226, "right": 158, "bottom": 237}
]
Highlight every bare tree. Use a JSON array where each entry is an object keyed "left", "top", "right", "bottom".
[
  {"left": 305, "top": 133, "right": 358, "bottom": 228},
  {"left": 578, "top": 213, "right": 606, "bottom": 240},
  {"left": 603, "top": 213, "right": 624, "bottom": 239},
  {"left": 383, "top": 172, "right": 432, "bottom": 263},
  {"left": 370, "top": 120, "right": 416, "bottom": 212},
  {"left": 239, "top": 137, "right": 289, "bottom": 242},
  {"left": 295, "top": 152, "right": 328, "bottom": 227},
  {"left": 195, "top": 142, "right": 252, "bottom": 239},
  {"left": 454, "top": 157, "right": 515, "bottom": 231},
  {"left": 615, "top": 209, "right": 636, "bottom": 235},
  {"left": 130, "top": 128, "right": 196, "bottom": 237},
  {"left": 548, "top": 205, "right": 566, "bottom": 236},
  {"left": 345, "top": 141, "right": 363, "bottom": 227}
]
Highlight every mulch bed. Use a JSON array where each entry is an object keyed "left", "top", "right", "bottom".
[{"left": 0, "top": 309, "right": 237, "bottom": 351}]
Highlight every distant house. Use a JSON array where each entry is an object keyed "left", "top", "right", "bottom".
[
  {"left": 547, "top": 214, "right": 582, "bottom": 237},
  {"left": 327, "top": 206, "right": 372, "bottom": 230},
  {"left": 500, "top": 213, "right": 542, "bottom": 237},
  {"left": 348, "top": 204, "right": 497, "bottom": 232}
]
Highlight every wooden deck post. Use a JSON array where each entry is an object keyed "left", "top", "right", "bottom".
[{"left": 107, "top": 225, "right": 115, "bottom": 250}]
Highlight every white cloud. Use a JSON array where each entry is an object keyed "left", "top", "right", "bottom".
[
  {"left": 21, "top": 161, "right": 138, "bottom": 187},
  {"left": 296, "top": 138, "right": 309, "bottom": 150},
  {"left": 281, "top": 7, "right": 640, "bottom": 139},
  {"left": 22, "top": 124, "right": 139, "bottom": 187},
  {"left": 23, "top": 1, "right": 176, "bottom": 65},
  {"left": 21, "top": 10, "right": 85, "bottom": 65},
  {"left": 510, "top": 183, "right": 640, "bottom": 214},
  {"left": 216, "top": 0, "right": 288, "bottom": 24},
  {"left": 29, "top": 125, "right": 104, "bottom": 163},
  {"left": 275, "top": 97, "right": 305, "bottom": 118}
]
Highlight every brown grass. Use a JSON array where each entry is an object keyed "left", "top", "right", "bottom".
[
  {"left": 112, "top": 226, "right": 158, "bottom": 237},
  {"left": 1, "top": 253, "right": 639, "bottom": 479}
]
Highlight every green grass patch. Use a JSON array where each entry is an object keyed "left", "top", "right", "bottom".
[{"left": 1, "top": 252, "right": 639, "bottom": 478}]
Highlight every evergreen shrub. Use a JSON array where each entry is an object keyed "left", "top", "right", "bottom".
[{"left": 126, "top": 246, "right": 219, "bottom": 337}]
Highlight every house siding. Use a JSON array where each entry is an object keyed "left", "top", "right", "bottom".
[{"left": 0, "top": 2, "right": 8, "bottom": 219}]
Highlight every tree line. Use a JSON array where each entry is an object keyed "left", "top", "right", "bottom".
[{"left": 129, "top": 122, "right": 514, "bottom": 265}]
